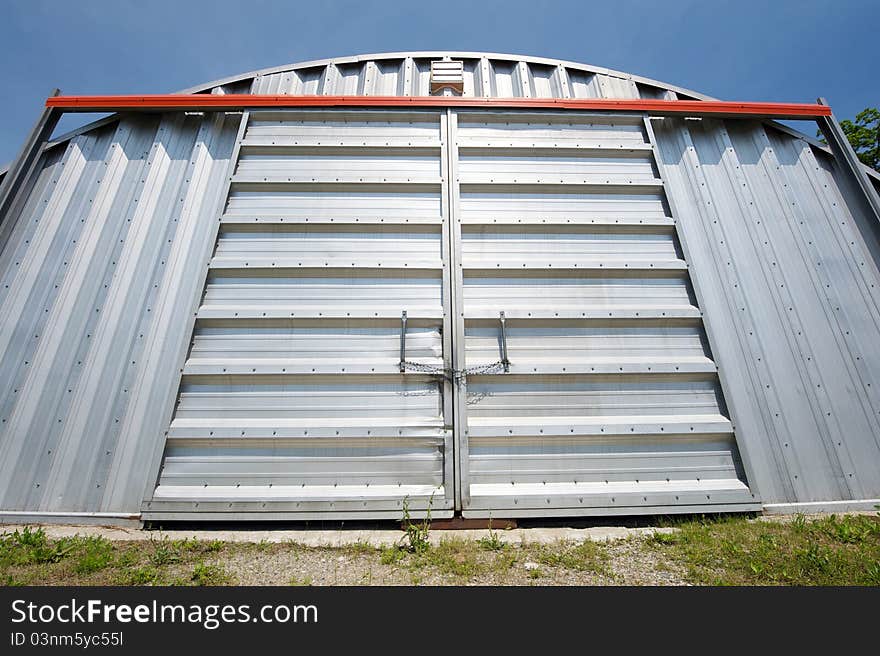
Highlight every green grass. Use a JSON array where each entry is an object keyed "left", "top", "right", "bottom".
[
  {"left": 3, "top": 513, "right": 877, "bottom": 586},
  {"left": 649, "top": 513, "right": 880, "bottom": 585},
  {"left": 0, "top": 528, "right": 239, "bottom": 586}
]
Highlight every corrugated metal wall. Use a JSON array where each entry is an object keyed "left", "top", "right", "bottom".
[
  {"left": 653, "top": 117, "right": 880, "bottom": 505},
  {"left": 144, "top": 109, "right": 455, "bottom": 519},
  {"left": 0, "top": 111, "right": 239, "bottom": 515}
]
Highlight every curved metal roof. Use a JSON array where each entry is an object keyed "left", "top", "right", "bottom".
[{"left": 177, "top": 51, "right": 714, "bottom": 101}]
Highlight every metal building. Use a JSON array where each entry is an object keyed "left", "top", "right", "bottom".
[{"left": 1, "top": 52, "right": 879, "bottom": 526}]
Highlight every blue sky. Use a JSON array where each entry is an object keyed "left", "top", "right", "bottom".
[{"left": 1, "top": 0, "right": 877, "bottom": 165}]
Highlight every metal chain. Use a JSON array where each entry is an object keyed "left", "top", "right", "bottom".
[
  {"left": 454, "top": 361, "right": 506, "bottom": 382},
  {"left": 400, "top": 360, "right": 453, "bottom": 378},
  {"left": 399, "top": 360, "right": 507, "bottom": 382}
]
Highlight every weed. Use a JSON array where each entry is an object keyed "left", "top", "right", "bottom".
[
  {"left": 380, "top": 546, "right": 406, "bottom": 565},
  {"left": 795, "top": 542, "right": 832, "bottom": 574},
  {"left": 71, "top": 536, "right": 114, "bottom": 574},
  {"left": 344, "top": 541, "right": 376, "bottom": 556},
  {"left": 421, "top": 538, "right": 482, "bottom": 578},
  {"left": 190, "top": 562, "right": 230, "bottom": 586},
  {"left": 399, "top": 495, "right": 432, "bottom": 554},
  {"left": 819, "top": 514, "right": 877, "bottom": 544},
  {"left": 118, "top": 566, "right": 161, "bottom": 586},
  {"left": 288, "top": 574, "right": 313, "bottom": 586},
  {"left": 491, "top": 550, "right": 517, "bottom": 572},
  {"left": 477, "top": 517, "right": 505, "bottom": 552},
  {"left": 648, "top": 531, "right": 680, "bottom": 545},
  {"left": 148, "top": 537, "right": 181, "bottom": 566},
  {"left": 0, "top": 527, "right": 73, "bottom": 566},
  {"left": 115, "top": 547, "right": 139, "bottom": 568}
]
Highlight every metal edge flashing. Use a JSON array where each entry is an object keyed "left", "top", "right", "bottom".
[
  {"left": 462, "top": 503, "right": 763, "bottom": 519},
  {"left": 762, "top": 499, "right": 880, "bottom": 515},
  {"left": 141, "top": 510, "right": 454, "bottom": 522},
  {"left": 0, "top": 90, "right": 61, "bottom": 248},
  {"left": 816, "top": 98, "right": 880, "bottom": 228},
  {"left": 0, "top": 512, "right": 143, "bottom": 528}
]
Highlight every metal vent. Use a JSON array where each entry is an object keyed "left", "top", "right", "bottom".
[{"left": 430, "top": 59, "right": 464, "bottom": 95}]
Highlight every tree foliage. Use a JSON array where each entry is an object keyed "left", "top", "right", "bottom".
[{"left": 820, "top": 107, "right": 880, "bottom": 171}]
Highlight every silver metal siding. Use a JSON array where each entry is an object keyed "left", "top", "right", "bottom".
[
  {"left": 654, "top": 117, "right": 880, "bottom": 503},
  {"left": 0, "top": 112, "right": 238, "bottom": 513}
]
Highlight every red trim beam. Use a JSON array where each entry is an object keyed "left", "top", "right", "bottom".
[{"left": 45, "top": 94, "right": 832, "bottom": 119}]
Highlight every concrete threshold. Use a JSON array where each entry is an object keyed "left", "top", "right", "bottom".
[{"left": 0, "top": 524, "right": 677, "bottom": 547}]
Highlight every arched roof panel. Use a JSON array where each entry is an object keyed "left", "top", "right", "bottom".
[{"left": 175, "top": 51, "right": 715, "bottom": 101}]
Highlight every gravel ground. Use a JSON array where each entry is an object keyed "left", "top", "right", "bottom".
[
  {"left": 211, "top": 537, "right": 689, "bottom": 586},
  {"left": 5, "top": 512, "right": 876, "bottom": 586},
  {"left": 0, "top": 522, "right": 689, "bottom": 585}
]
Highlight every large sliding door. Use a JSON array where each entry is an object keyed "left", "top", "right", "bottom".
[
  {"left": 145, "top": 106, "right": 757, "bottom": 520},
  {"left": 145, "top": 109, "right": 454, "bottom": 520},
  {"left": 447, "top": 109, "right": 757, "bottom": 517}
]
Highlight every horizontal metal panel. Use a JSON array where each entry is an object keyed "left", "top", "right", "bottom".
[
  {"left": 246, "top": 110, "right": 441, "bottom": 142},
  {"left": 224, "top": 185, "right": 442, "bottom": 221},
  {"left": 462, "top": 503, "right": 760, "bottom": 519},
  {"left": 465, "top": 321, "right": 714, "bottom": 373},
  {"left": 459, "top": 188, "right": 668, "bottom": 222},
  {"left": 220, "top": 215, "right": 442, "bottom": 226},
  {"left": 186, "top": 322, "right": 442, "bottom": 375},
  {"left": 235, "top": 148, "right": 442, "bottom": 183},
  {"left": 465, "top": 479, "right": 755, "bottom": 511},
  {"left": 200, "top": 271, "right": 443, "bottom": 319},
  {"left": 168, "top": 424, "right": 448, "bottom": 440},
  {"left": 144, "top": 508, "right": 454, "bottom": 520},
  {"left": 458, "top": 150, "right": 658, "bottom": 181},
  {"left": 465, "top": 374, "right": 725, "bottom": 418},
  {"left": 144, "top": 487, "right": 451, "bottom": 513},
  {"left": 174, "top": 380, "right": 441, "bottom": 421},
  {"left": 158, "top": 450, "right": 444, "bottom": 487},
  {"left": 462, "top": 272, "right": 696, "bottom": 317},
  {"left": 469, "top": 439, "right": 743, "bottom": 484},
  {"left": 212, "top": 228, "right": 442, "bottom": 270},
  {"left": 461, "top": 227, "right": 680, "bottom": 269},
  {"left": 466, "top": 417, "right": 732, "bottom": 438},
  {"left": 456, "top": 113, "right": 647, "bottom": 148}
]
